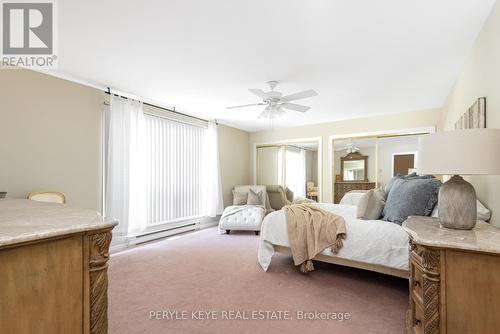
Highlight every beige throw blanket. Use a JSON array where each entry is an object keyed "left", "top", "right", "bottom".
[{"left": 285, "top": 204, "right": 346, "bottom": 273}]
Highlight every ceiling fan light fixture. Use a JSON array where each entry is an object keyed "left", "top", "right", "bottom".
[
  {"left": 258, "top": 106, "right": 271, "bottom": 119},
  {"left": 259, "top": 105, "right": 285, "bottom": 119},
  {"left": 227, "top": 81, "right": 318, "bottom": 120}
]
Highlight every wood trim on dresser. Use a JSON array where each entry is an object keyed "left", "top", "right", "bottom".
[
  {"left": 87, "top": 229, "right": 113, "bottom": 334},
  {"left": 421, "top": 246, "right": 441, "bottom": 334},
  {"left": 407, "top": 238, "right": 442, "bottom": 334}
]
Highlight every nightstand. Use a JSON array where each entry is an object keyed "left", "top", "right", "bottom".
[{"left": 402, "top": 216, "right": 500, "bottom": 334}]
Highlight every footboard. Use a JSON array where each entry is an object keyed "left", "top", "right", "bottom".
[{"left": 273, "top": 245, "right": 409, "bottom": 278}]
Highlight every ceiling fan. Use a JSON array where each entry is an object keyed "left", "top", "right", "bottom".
[{"left": 226, "top": 81, "right": 318, "bottom": 119}]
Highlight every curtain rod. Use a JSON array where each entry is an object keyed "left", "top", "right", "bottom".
[{"left": 104, "top": 88, "right": 212, "bottom": 124}]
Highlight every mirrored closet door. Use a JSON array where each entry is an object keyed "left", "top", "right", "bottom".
[
  {"left": 332, "top": 132, "right": 429, "bottom": 204},
  {"left": 256, "top": 142, "right": 319, "bottom": 201}
]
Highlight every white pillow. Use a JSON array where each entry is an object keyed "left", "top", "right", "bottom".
[
  {"left": 477, "top": 200, "right": 492, "bottom": 221},
  {"left": 356, "top": 188, "right": 385, "bottom": 220},
  {"left": 340, "top": 191, "right": 366, "bottom": 206},
  {"left": 431, "top": 199, "right": 491, "bottom": 221}
]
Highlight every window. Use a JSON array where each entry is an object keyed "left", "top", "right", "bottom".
[{"left": 144, "top": 114, "right": 205, "bottom": 226}]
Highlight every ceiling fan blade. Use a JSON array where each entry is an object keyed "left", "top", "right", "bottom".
[
  {"left": 226, "top": 103, "right": 266, "bottom": 109},
  {"left": 281, "top": 89, "right": 318, "bottom": 102},
  {"left": 280, "top": 103, "right": 310, "bottom": 112},
  {"left": 249, "top": 89, "right": 269, "bottom": 99}
]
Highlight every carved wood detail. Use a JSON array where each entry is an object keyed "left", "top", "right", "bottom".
[
  {"left": 407, "top": 238, "right": 441, "bottom": 334},
  {"left": 420, "top": 247, "right": 440, "bottom": 334},
  {"left": 422, "top": 248, "right": 440, "bottom": 275},
  {"left": 89, "top": 230, "right": 112, "bottom": 334}
]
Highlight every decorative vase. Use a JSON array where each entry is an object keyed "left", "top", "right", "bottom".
[{"left": 438, "top": 175, "right": 477, "bottom": 230}]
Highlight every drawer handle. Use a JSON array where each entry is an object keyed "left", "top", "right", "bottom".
[
  {"left": 414, "top": 319, "right": 421, "bottom": 326},
  {"left": 412, "top": 280, "right": 420, "bottom": 288}
]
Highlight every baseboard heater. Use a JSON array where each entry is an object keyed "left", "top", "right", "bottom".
[
  {"left": 133, "top": 221, "right": 199, "bottom": 246},
  {"left": 110, "top": 217, "right": 219, "bottom": 253}
]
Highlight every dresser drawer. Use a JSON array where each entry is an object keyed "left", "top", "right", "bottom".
[
  {"left": 410, "top": 260, "right": 424, "bottom": 304},
  {"left": 410, "top": 242, "right": 425, "bottom": 266},
  {"left": 411, "top": 301, "right": 425, "bottom": 334}
]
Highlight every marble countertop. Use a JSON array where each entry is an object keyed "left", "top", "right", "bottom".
[
  {"left": 403, "top": 216, "right": 500, "bottom": 254},
  {"left": 0, "top": 199, "right": 117, "bottom": 248}
]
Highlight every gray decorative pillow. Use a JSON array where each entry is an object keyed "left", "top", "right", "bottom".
[
  {"left": 356, "top": 188, "right": 385, "bottom": 220},
  {"left": 383, "top": 178, "right": 442, "bottom": 225},
  {"left": 247, "top": 188, "right": 264, "bottom": 206},
  {"left": 384, "top": 176, "right": 403, "bottom": 197},
  {"left": 232, "top": 191, "right": 248, "bottom": 205},
  {"left": 384, "top": 173, "right": 435, "bottom": 199}
]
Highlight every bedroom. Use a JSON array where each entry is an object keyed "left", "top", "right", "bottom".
[{"left": 1, "top": 1, "right": 500, "bottom": 333}]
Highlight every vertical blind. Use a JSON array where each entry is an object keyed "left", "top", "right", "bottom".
[{"left": 144, "top": 114, "right": 205, "bottom": 226}]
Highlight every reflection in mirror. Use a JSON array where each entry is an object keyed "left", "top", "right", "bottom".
[
  {"left": 333, "top": 138, "right": 376, "bottom": 203},
  {"left": 376, "top": 134, "right": 423, "bottom": 187},
  {"left": 332, "top": 134, "right": 429, "bottom": 203},
  {"left": 343, "top": 160, "right": 365, "bottom": 181},
  {"left": 334, "top": 138, "right": 376, "bottom": 182},
  {"left": 256, "top": 142, "right": 319, "bottom": 202}
]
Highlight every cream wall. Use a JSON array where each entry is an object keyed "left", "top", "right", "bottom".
[
  {"left": 0, "top": 69, "right": 104, "bottom": 210},
  {"left": 249, "top": 108, "right": 442, "bottom": 203},
  {"left": 218, "top": 124, "right": 250, "bottom": 208},
  {"left": 0, "top": 69, "right": 250, "bottom": 212},
  {"left": 442, "top": 0, "right": 500, "bottom": 226}
]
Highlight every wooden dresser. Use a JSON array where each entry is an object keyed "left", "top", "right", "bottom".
[
  {"left": 0, "top": 199, "right": 117, "bottom": 334},
  {"left": 333, "top": 182, "right": 375, "bottom": 203},
  {"left": 402, "top": 217, "right": 500, "bottom": 334}
]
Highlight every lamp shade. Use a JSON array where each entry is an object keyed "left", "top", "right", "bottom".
[{"left": 418, "top": 128, "right": 500, "bottom": 175}]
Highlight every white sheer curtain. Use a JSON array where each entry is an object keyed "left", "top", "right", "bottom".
[
  {"left": 202, "top": 121, "right": 223, "bottom": 217},
  {"left": 285, "top": 146, "right": 306, "bottom": 199},
  {"left": 105, "top": 95, "right": 147, "bottom": 240},
  {"left": 105, "top": 98, "right": 223, "bottom": 243}
]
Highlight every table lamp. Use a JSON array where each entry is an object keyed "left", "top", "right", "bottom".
[{"left": 418, "top": 128, "right": 500, "bottom": 229}]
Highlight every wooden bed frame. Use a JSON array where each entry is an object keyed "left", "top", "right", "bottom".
[{"left": 273, "top": 245, "right": 409, "bottom": 279}]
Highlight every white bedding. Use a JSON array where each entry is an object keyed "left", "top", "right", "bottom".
[{"left": 258, "top": 203, "right": 409, "bottom": 272}]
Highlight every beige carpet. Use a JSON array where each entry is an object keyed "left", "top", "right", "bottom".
[{"left": 109, "top": 227, "right": 408, "bottom": 334}]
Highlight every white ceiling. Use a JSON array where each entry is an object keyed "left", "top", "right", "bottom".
[{"left": 51, "top": 0, "right": 496, "bottom": 132}]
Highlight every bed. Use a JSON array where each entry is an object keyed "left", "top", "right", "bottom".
[{"left": 257, "top": 203, "right": 410, "bottom": 278}]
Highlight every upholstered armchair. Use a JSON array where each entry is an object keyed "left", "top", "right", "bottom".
[{"left": 265, "top": 185, "right": 288, "bottom": 210}]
